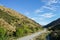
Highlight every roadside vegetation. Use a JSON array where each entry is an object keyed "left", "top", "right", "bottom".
[{"left": 33, "top": 30, "right": 50, "bottom": 40}]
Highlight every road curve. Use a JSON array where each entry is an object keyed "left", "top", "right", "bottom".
[{"left": 17, "top": 29, "right": 46, "bottom": 40}]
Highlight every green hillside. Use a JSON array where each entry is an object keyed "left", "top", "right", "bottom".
[{"left": 0, "top": 6, "right": 43, "bottom": 40}]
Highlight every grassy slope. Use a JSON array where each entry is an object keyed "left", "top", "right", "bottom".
[{"left": 0, "top": 6, "right": 43, "bottom": 40}]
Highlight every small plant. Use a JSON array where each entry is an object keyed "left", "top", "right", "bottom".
[{"left": 0, "top": 27, "right": 7, "bottom": 40}]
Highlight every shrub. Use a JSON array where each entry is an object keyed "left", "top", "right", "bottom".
[
  {"left": 0, "top": 27, "right": 6, "bottom": 40},
  {"left": 16, "top": 28, "right": 24, "bottom": 37}
]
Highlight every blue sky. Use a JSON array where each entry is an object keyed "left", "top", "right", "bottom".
[{"left": 0, "top": 0, "right": 60, "bottom": 25}]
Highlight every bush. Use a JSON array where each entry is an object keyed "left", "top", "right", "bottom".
[
  {"left": 16, "top": 28, "right": 24, "bottom": 37},
  {"left": 0, "top": 27, "right": 6, "bottom": 40}
]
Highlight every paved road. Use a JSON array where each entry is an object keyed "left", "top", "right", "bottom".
[{"left": 17, "top": 29, "right": 46, "bottom": 40}]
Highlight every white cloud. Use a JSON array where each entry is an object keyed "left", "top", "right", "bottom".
[
  {"left": 43, "top": 6, "right": 56, "bottom": 11},
  {"left": 31, "top": 18, "right": 35, "bottom": 20},
  {"left": 40, "top": 13, "right": 55, "bottom": 18},
  {"left": 31, "top": 17, "right": 45, "bottom": 20},
  {"left": 47, "top": 0, "right": 58, "bottom": 5},
  {"left": 24, "top": 12, "right": 30, "bottom": 15},
  {"left": 39, "top": 18, "right": 45, "bottom": 20},
  {"left": 43, "top": 0, "right": 59, "bottom": 11},
  {"left": 35, "top": 9, "right": 43, "bottom": 13},
  {"left": 34, "top": 0, "right": 59, "bottom": 13},
  {"left": 42, "top": 0, "right": 59, "bottom": 5}
]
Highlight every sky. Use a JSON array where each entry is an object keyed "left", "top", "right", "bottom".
[{"left": 0, "top": 0, "right": 60, "bottom": 25}]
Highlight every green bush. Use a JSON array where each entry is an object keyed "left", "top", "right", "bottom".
[
  {"left": 16, "top": 28, "right": 24, "bottom": 37},
  {"left": 0, "top": 27, "right": 7, "bottom": 40}
]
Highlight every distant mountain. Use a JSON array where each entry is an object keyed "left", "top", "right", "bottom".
[
  {"left": 44, "top": 18, "right": 60, "bottom": 40},
  {"left": 44, "top": 18, "right": 60, "bottom": 28},
  {"left": 0, "top": 6, "right": 42, "bottom": 40}
]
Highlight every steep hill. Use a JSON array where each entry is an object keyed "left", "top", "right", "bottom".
[
  {"left": 44, "top": 18, "right": 60, "bottom": 40},
  {"left": 44, "top": 18, "right": 60, "bottom": 28},
  {"left": 0, "top": 6, "right": 42, "bottom": 40}
]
